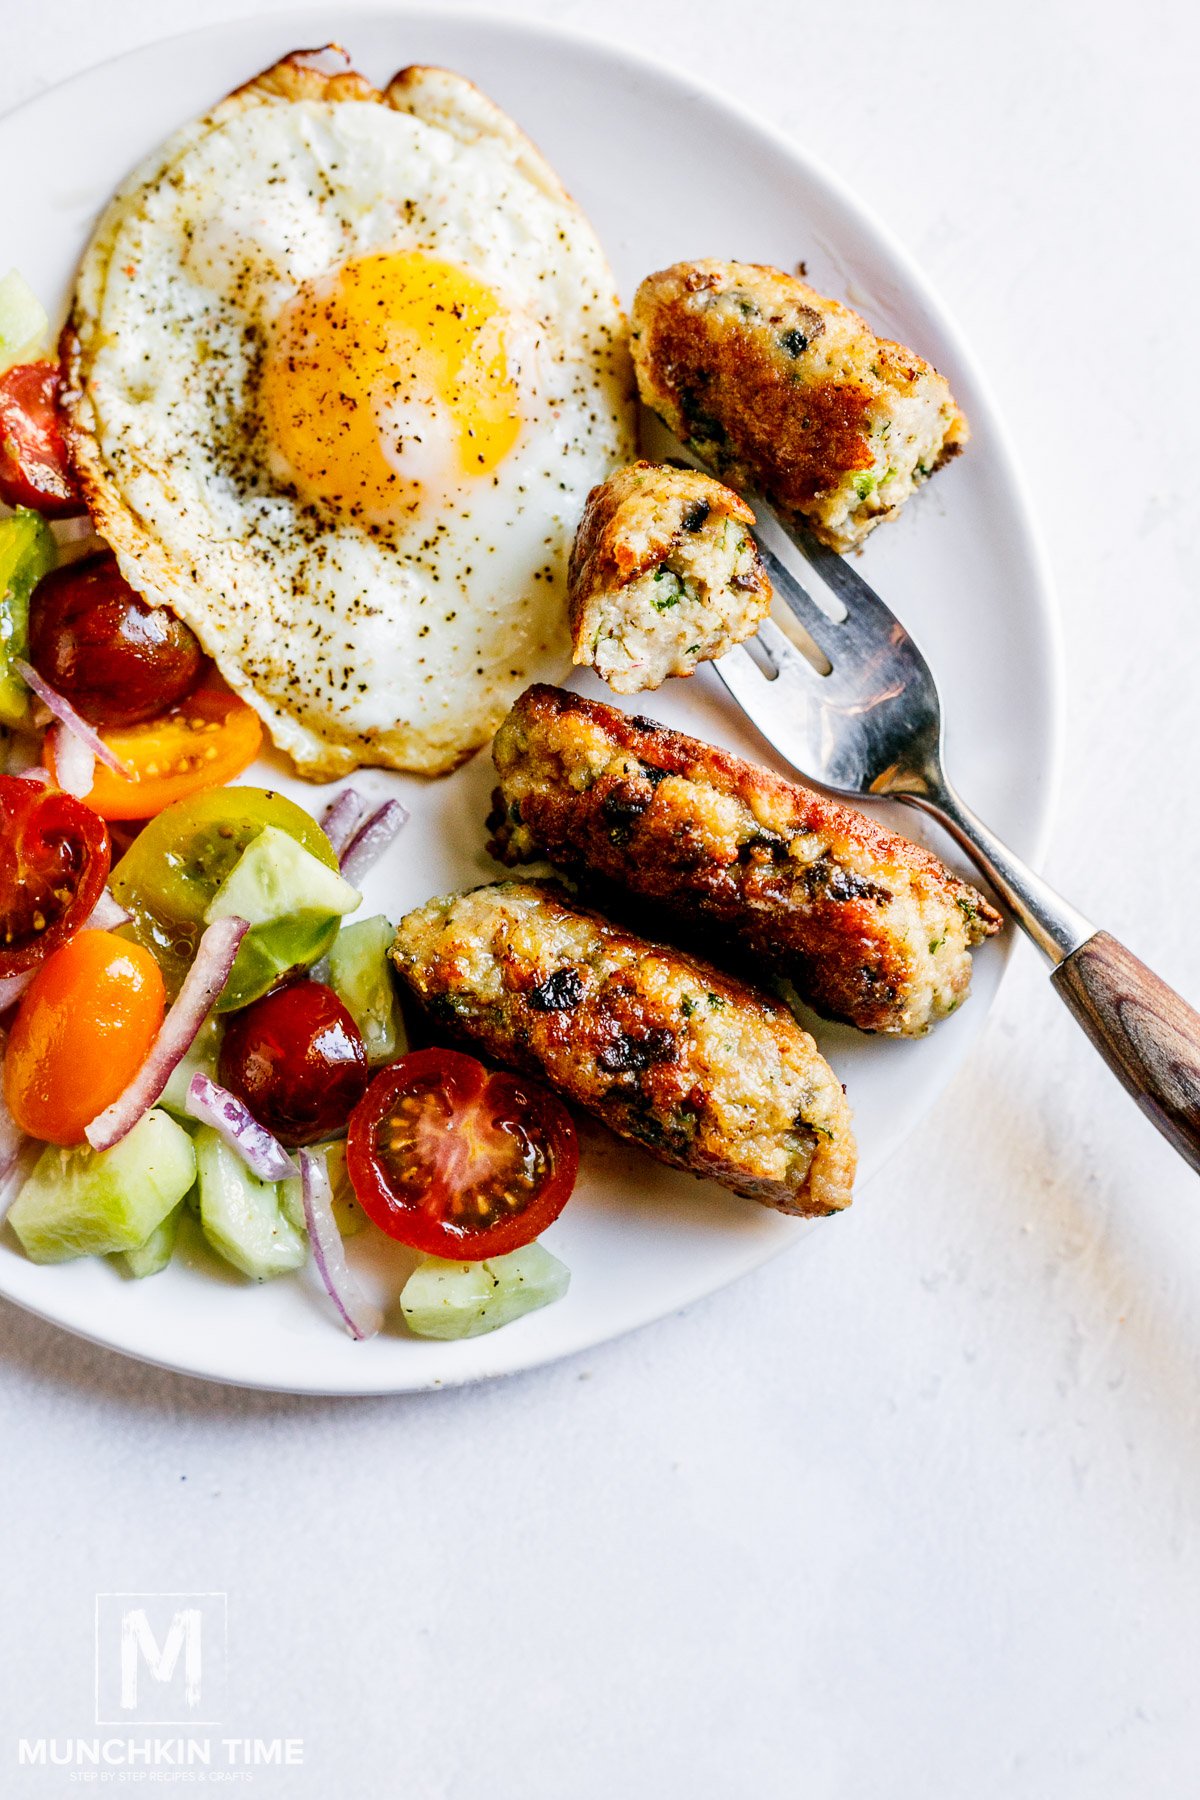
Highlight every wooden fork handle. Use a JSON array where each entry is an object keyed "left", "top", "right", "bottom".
[{"left": 1052, "top": 932, "right": 1200, "bottom": 1172}]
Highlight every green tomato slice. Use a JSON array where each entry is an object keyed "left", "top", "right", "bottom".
[
  {"left": 0, "top": 508, "right": 56, "bottom": 725},
  {"left": 110, "top": 786, "right": 342, "bottom": 1010}
]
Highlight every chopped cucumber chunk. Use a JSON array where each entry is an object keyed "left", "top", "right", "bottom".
[
  {"left": 280, "top": 1175, "right": 303, "bottom": 1235},
  {"left": 400, "top": 1242, "right": 570, "bottom": 1340},
  {"left": 324, "top": 1139, "right": 368, "bottom": 1237},
  {"left": 0, "top": 508, "right": 56, "bottom": 725},
  {"left": 280, "top": 1140, "right": 366, "bottom": 1238},
  {"left": 121, "top": 1200, "right": 184, "bottom": 1278},
  {"left": 204, "top": 825, "right": 360, "bottom": 932},
  {"left": 204, "top": 826, "right": 361, "bottom": 1011},
  {"left": 0, "top": 270, "right": 48, "bottom": 370},
  {"left": 328, "top": 915, "right": 405, "bottom": 1064},
  {"left": 159, "top": 1014, "right": 222, "bottom": 1119},
  {"left": 194, "top": 1125, "right": 306, "bottom": 1280},
  {"left": 8, "top": 1109, "right": 196, "bottom": 1264}
]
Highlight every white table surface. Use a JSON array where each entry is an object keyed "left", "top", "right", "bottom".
[{"left": 3, "top": 3, "right": 1198, "bottom": 1794}]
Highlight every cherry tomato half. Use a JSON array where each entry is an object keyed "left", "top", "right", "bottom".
[
  {"left": 110, "top": 785, "right": 341, "bottom": 1009},
  {"left": 0, "top": 361, "right": 83, "bottom": 517},
  {"left": 0, "top": 774, "right": 110, "bottom": 978},
  {"left": 45, "top": 683, "right": 262, "bottom": 821},
  {"left": 3, "top": 929, "right": 165, "bottom": 1145},
  {"left": 219, "top": 981, "right": 369, "bottom": 1147},
  {"left": 28, "top": 550, "right": 204, "bottom": 727},
  {"left": 346, "top": 1048, "right": 579, "bottom": 1259}
]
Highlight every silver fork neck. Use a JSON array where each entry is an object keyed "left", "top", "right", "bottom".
[{"left": 899, "top": 777, "right": 1095, "bottom": 965}]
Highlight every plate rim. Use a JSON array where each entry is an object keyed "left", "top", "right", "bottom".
[{"left": 0, "top": 4, "right": 1064, "bottom": 1394}]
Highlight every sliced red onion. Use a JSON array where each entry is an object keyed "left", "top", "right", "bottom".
[
  {"left": 320, "top": 787, "right": 366, "bottom": 857},
  {"left": 86, "top": 916, "right": 248, "bottom": 1151},
  {"left": 49, "top": 720, "right": 94, "bottom": 797},
  {"left": 298, "top": 1146, "right": 382, "bottom": 1341},
  {"left": 0, "top": 971, "right": 34, "bottom": 1012},
  {"left": 339, "top": 799, "right": 410, "bottom": 886},
  {"left": 14, "top": 658, "right": 135, "bottom": 779},
  {"left": 186, "top": 1072, "right": 299, "bottom": 1182},
  {"left": 16, "top": 767, "right": 50, "bottom": 784},
  {"left": 84, "top": 889, "right": 132, "bottom": 931}
]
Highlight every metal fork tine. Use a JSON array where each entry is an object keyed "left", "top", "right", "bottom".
[
  {"left": 713, "top": 640, "right": 824, "bottom": 778},
  {"left": 755, "top": 613, "right": 821, "bottom": 678},
  {"left": 660, "top": 427, "right": 900, "bottom": 656},
  {"left": 713, "top": 640, "right": 772, "bottom": 696},
  {"left": 679, "top": 437, "right": 944, "bottom": 789},
  {"left": 766, "top": 503, "right": 913, "bottom": 643},
  {"left": 755, "top": 539, "right": 841, "bottom": 659}
]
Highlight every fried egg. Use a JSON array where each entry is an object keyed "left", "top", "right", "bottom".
[{"left": 62, "top": 49, "right": 635, "bottom": 776}]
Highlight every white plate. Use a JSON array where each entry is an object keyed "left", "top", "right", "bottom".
[{"left": 0, "top": 8, "right": 1060, "bottom": 1393}]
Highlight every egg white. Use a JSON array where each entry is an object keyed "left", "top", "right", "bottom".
[{"left": 63, "top": 53, "right": 636, "bottom": 777}]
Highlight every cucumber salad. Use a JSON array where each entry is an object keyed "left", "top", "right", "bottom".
[{"left": 0, "top": 277, "right": 575, "bottom": 1344}]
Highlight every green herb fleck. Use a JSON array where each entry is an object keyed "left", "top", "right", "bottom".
[{"left": 652, "top": 568, "right": 683, "bottom": 611}]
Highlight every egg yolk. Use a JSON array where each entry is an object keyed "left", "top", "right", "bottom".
[{"left": 261, "top": 251, "right": 524, "bottom": 519}]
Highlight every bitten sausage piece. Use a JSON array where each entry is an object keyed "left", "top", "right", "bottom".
[
  {"left": 488, "top": 686, "right": 1001, "bottom": 1037},
  {"left": 568, "top": 460, "right": 772, "bottom": 693},
  {"left": 391, "top": 881, "right": 855, "bottom": 1217},
  {"left": 631, "top": 260, "right": 968, "bottom": 552}
]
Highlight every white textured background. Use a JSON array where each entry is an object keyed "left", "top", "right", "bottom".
[{"left": 3, "top": 2, "right": 1199, "bottom": 1795}]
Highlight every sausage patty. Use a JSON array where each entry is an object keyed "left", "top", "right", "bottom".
[
  {"left": 391, "top": 881, "right": 855, "bottom": 1217},
  {"left": 568, "top": 460, "right": 772, "bottom": 693},
  {"left": 632, "top": 260, "right": 968, "bottom": 552},
  {"left": 488, "top": 685, "right": 1001, "bottom": 1037}
]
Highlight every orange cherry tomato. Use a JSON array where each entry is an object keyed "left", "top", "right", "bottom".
[
  {"left": 3, "top": 930, "right": 165, "bottom": 1144},
  {"left": 46, "top": 684, "right": 263, "bottom": 821}
]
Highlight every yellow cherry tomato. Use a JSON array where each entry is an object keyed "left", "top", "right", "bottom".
[
  {"left": 47, "top": 684, "right": 262, "bottom": 821},
  {"left": 4, "top": 930, "right": 165, "bottom": 1145}
]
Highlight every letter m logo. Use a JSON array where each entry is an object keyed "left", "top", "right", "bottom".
[
  {"left": 95, "top": 1593, "right": 227, "bottom": 1725},
  {"left": 120, "top": 1606, "right": 202, "bottom": 1710}
]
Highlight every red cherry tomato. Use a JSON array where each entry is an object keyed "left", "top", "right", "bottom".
[
  {"left": 0, "top": 775, "right": 110, "bottom": 978},
  {"left": 218, "top": 981, "right": 369, "bottom": 1148},
  {"left": 346, "top": 1048, "right": 579, "bottom": 1259},
  {"left": 0, "top": 362, "right": 83, "bottom": 517},
  {"left": 28, "top": 551, "right": 204, "bottom": 727}
]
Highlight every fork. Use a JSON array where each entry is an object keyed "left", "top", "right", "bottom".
[{"left": 709, "top": 495, "right": 1200, "bottom": 1173}]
